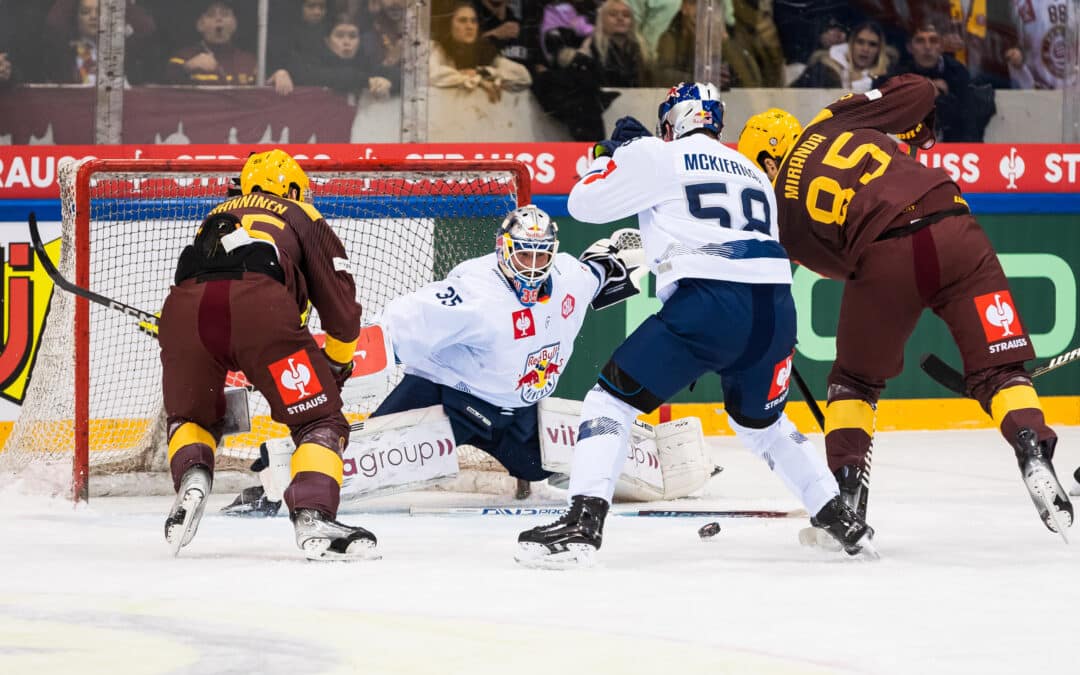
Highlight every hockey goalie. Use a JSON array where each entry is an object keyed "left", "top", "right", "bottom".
[{"left": 223, "top": 208, "right": 717, "bottom": 516}]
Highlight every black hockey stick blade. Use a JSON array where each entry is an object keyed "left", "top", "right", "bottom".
[
  {"left": 28, "top": 212, "right": 160, "bottom": 329},
  {"left": 919, "top": 353, "right": 966, "bottom": 396}
]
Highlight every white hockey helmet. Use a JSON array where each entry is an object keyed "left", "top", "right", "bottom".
[
  {"left": 657, "top": 82, "right": 725, "bottom": 141},
  {"left": 495, "top": 205, "right": 559, "bottom": 306}
]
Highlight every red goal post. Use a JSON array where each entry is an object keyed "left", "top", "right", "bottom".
[{"left": 6, "top": 157, "right": 531, "bottom": 500}]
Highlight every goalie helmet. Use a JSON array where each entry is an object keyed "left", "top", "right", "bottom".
[
  {"left": 240, "top": 149, "right": 311, "bottom": 202},
  {"left": 736, "top": 108, "right": 803, "bottom": 172},
  {"left": 656, "top": 82, "right": 725, "bottom": 141},
  {"left": 495, "top": 205, "right": 559, "bottom": 307}
]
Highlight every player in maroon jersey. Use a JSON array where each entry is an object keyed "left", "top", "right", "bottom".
[
  {"left": 736, "top": 74, "right": 1072, "bottom": 538},
  {"left": 159, "top": 149, "right": 377, "bottom": 560}
]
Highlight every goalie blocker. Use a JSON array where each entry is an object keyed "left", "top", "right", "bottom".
[
  {"left": 580, "top": 228, "right": 648, "bottom": 310},
  {"left": 255, "top": 398, "right": 714, "bottom": 505}
]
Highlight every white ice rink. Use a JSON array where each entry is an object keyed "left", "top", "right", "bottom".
[{"left": 2, "top": 427, "right": 1078, "bottom": 675}]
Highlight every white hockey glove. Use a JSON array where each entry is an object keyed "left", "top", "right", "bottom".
[{"left": 580, "top": 228, "right": 648, "bottom": 310}]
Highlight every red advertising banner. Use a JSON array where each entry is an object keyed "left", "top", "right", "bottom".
[{"left": 0, "top": 142, "right": 1078, "bottom": 199}]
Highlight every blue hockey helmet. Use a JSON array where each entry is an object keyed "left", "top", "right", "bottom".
[
  {"left": 495, "top": 205, "right": 559, "bottom": 306},
  {"left": 657, "top": 82, "right": 725, "bottom": 141}
]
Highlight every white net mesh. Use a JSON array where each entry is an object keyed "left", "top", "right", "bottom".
[{"left": 1, "top": 158, "right": 526, "bottom": 497}]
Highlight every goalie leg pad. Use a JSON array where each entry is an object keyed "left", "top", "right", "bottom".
[
  {"left": 339, "top": 405, "right": 460, "bottom": 502},
  {"left": 729, "top": 412, "right": 837, "bottom": 516},
  {"left": 539, "top": 397, "right": 712, "bottom": 501}
]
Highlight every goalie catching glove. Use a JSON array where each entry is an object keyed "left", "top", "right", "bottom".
[{"left": 580, "top": 228, "right": 648, "bottom": 310}]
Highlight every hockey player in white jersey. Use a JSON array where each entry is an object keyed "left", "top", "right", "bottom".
[
  {"left": 364, "top": 205, "right": 601, "bottom": 481},
  {"left": 223, "top": 204, "right": 648, "bottom": 514},
  {"left": 516, "top": 83, "right": 875, "bottom": 568}
]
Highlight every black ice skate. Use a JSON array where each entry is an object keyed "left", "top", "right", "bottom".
[
  {"left": 1013, "top": 428, "right": 1073, "bottom": 542},
  {"left": 810, "top": 495, "right": 877, "bottom": 558},
  {"left": 291, "top": 509, "right": 379, "bottom": 561},
  {"left": 165, "top": 466, "right": 212, "bottom": 556},
  {"left": 1071, "top": 466, "right": 1080, "bottom": 498},
  {"left": 515, "top": 495, "right": 609, "bottom": 569},
  {"left": 835, "top": 464, "right": 865, "bottom": 515},
  {"left": 221, "top": 485, "right": 282, "bottom": 518}
]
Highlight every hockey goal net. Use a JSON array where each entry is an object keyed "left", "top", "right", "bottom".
[{"left": 2, "top": 157, "right": 531, "bottom": 500}]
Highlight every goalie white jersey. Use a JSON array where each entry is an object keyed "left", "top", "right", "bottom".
[
  {"left": 568, "top": 134, "right": 791, "bottom": 300},
  {"left": 382, "top": 252, "right": 600, "bottom": 408}
]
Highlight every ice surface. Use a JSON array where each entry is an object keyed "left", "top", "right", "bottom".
[{"left": 1, "top": 428, "right": 1077, "bottom": 675}]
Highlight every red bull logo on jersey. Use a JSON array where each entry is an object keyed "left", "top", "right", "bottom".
[
  {"left": 269, "top": 349, "right": 324, "bottom": 405},
  {"left": 516, "top": 343, "right": 563, "bottom": 404}
]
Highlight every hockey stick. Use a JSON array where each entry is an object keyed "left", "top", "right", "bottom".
[
  {"left": 407, "top": 505, "right": 807, "bottom": 518},
  {"left": 792, "top": 364, "right": 872, "bottom": 519},
  {"left": 790, "top": 365, "right": 825, "bottom": 431},
  {"left": 29, "top": 212, "right": 255, "bottom": 434},
  {"left": 921, "top": 348, "right": 1080, "bottom": 397},
  {"left": 28, "top": 212, "right": 160, "bottom": 329}
]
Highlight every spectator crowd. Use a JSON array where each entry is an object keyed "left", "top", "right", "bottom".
[{"left": 0, "top": 0, "right": 1074, "bottom": 142}]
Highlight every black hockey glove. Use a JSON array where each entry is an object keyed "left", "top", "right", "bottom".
[
  {"left": 591, "top": 116, "right": 654, "bottom": 160},
  {"left": 610, "top": 116, "right": 652, "bottom": 143},
  {"left": 323, "top": 350, "right": 354, "bottom": 390}
]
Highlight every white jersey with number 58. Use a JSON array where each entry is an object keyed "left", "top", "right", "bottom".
[{"left": 568, "top": 134, "right": 791, "bottom": 300}]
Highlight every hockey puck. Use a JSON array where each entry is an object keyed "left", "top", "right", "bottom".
[{"left": 698, "top": 522, "right": 721, "bottom": 539}]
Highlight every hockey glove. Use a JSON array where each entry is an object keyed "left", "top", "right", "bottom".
[
  {"left": 323, "top": 350, "right": 354, "bottom": 390},
  {"left": 580, "top": 228, "right": 647, "bottom": 310},
  {"left": 591, "top": 116, "right": 654, "bottom": 160},
  {"left": 610, "top": 116, "right": 652, "bottom": 144},
  {"left": 591, "top": 140, "right": 619, "bottom": 159},
  {"left": 897, "top": 109, "right": 936, "bottom": 151}
]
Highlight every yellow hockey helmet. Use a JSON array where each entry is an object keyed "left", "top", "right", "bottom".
[
  {"left": 736, "top": 108, "right": 803, "bottom": 171},
  {"left": 240, "top": 149, "right": 310, "bottom": 201}
]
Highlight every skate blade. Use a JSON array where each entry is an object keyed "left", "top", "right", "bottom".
[
  {"left": 797, "top": 526, "right": 879, "bottom": 560},
  {"left": 797, "top": 526, "right": 841, "bottom": 552},
  {"left": 514, "top": 542, "right": 597, "bottom": 570},
  {"left": 166, "top": 488, "right": 207, "bottom": 557},
  {"left": 1025, "top": 465, "right": 1073, "bottom": 542},
  {"left": 302, "top": 537, "right": 381, "bottom": 562}
]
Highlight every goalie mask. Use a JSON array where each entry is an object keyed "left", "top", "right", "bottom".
[
  {"left": 495, "top": 205, "right": 559, "bottom": 307},
  {"left": 737, "top": 108, "right": 803, "bottom": 172},
  {"left": 240, "top": 149, "right": 311, "bottom": 202},
  {"left": 657, "top": 82, "right": 725, "bottom": 141}
]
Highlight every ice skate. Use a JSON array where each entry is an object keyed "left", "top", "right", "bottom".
[
  {"left": 515, "top": 495, "right": 608, "bottom": 569},
  {"left": 164, "top": 467, "right": 212, "bottom": 556},
  {"left": 1068, "top": 466, "right": 1080, "bottom": 498},
  {"left": 807, "top": 495, "right": 877, "bottom": 559},
  {"left": 291, "top": 509, "right": 379, "bottom": 561},
  {"left": 221, "top": 485, "right": 282, "bottom": 518},
  {"left": 799, "top": 465, "right": 869, "bottom": 553},
  {"left": 835, "top": 464, "right": 864, "bottom": 515},
  {"left": 1013, "top": 428, "right": 1073, "bottom": 542}
]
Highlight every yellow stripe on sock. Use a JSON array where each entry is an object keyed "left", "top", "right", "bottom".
[
  {"left": 167, "top": 422, "right": 216, "bottom": 462},
  {"left": 323, "top": 335, "right": 358, "bottom": 365},
  {"left": 291, "top": 443, "right": 344, "bottom": 485},
  {"left": 991, "top": 385, "right": 1043, "bottom": 425},
  {"left": 825, "top": 399, "right": 875, "bottom": 436}
]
